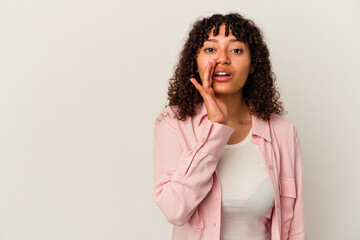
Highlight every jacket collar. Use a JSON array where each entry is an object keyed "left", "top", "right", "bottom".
[{"left": 195, "top": 101, "right": 271, "bottom": 142}]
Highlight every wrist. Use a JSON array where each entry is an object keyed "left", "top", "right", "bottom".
[{"left": 212, "top": 120, "right": 227, "bottom": 125}]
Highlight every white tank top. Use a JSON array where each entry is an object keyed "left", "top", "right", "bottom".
[{"left": 216, "top": 128, "right": 274, "bottom": 240}]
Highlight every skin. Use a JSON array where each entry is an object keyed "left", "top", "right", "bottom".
[{"left": 190, "top": 24, "right": 253, "bottom": 129}]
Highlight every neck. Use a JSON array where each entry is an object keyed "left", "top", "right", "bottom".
[{"left": 221, "top": 92, "right": 251, "bottom": 125}]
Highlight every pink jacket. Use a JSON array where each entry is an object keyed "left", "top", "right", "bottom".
[{"left": 153, "top": 101, "right": 306, "bottom": 240}]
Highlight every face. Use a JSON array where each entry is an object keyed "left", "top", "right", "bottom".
[{"left": 196, "top": 24, "right": 252, "bottom": 96}]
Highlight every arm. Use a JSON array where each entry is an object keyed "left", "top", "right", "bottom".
[
  {"left": 152, "top": 114, "right": 234, "bottom": 226},
  {"left": 287, "top": 128, "right": 306, "bottom": 239}
]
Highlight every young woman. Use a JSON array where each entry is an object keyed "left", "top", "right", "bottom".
[{"left": 153, "top": 13, "right": 306, "bottom": 240}]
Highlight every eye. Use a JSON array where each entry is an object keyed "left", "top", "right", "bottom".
[
  {"left": 232, "top": 48, "right": 244, "bottom": 54},
  {"left": 204, "top": 48, "right": 215, "bottom": 53}
]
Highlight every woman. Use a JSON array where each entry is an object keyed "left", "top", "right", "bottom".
[{"left": 153, "top": 13, "right": 306, "bottom": 240}]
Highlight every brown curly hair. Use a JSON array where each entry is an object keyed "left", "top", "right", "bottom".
[{"left": 166, "top": 12, "right": 286, "bottom": 121}]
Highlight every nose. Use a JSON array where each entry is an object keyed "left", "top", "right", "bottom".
[{"left": 216, "top": 49, "right": 230, "bottom": 65}]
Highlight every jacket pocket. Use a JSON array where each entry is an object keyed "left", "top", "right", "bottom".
[
  {"left": 279, "top": 178, "right": 297, "bottom": 238},
  {"left": 188, "top": 207, "right": 204, "bottom": 229},
  {"left": 279, "top": 177, "right": 297, "bottom": 198}
]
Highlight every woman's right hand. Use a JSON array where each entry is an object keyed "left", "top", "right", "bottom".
[{"left": 190, "top": 58, "right": 229, "bottom": 125}]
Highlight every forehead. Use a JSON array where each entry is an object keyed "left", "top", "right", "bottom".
[
  {"left": 204, "top": 31, "right": 245, "bottom": 45},
  {"left": 204, "top": 38, "right": 243, "bottom": 44},
  {"left": 204, "top": 24, "right": 244, "bottom": 44}
]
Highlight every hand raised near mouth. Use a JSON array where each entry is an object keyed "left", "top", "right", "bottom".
[{"left": 190, "top": 58, "right": 229, "bottom": 125}]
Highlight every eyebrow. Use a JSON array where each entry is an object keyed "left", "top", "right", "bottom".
[{"left": 205, "top": 38, "right": 241, "bottom": 42}]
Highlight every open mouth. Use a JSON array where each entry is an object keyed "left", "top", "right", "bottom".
[
  {"left": 214, "top": 72, "right": 230, "bottom": 77},
  {"left": 213, "top": 72, "right": 232, "bottom": 81}
]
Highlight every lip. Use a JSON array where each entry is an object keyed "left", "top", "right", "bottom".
[
  {"left": 213, "top": 75, "right": 232, "bottom": 82},
  {"left": 214, "top": 68, "right": 231, "bottom": 75},
  {"left": 213, "top": 68, "right": 232, "bottom": 82}
]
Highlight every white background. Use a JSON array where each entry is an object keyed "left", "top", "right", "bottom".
[{"left": 1, "top": 0, "right": 359, "bottom": 239}]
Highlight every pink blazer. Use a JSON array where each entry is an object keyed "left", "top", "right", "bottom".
[{"left": 153, "top": 102, "right": 306, "bottom": 240}]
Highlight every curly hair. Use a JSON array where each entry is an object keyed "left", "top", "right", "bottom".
[{"left": 166, "top": 12, "right": 286, "bottom": 121}]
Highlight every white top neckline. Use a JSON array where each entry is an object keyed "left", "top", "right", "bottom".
[{"left": 224, "top": 128, "right": 252, "bottom": 149}]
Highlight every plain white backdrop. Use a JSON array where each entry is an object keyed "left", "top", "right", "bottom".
[{"left": 0, "top": 0, "right": 359, "bottom": 239}]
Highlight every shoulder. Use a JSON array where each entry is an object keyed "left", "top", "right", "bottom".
[
  {"left": 268, "top": 113, "right": 299, "bottom": 140},
  {"left": 269, "top": 113, "right": 295, "bottom": 128},
  {"left": 155, "top": 105, "right": 179, "bottom": 122},
  {"left": 154, "top": 105, "right": 182, "bottom": 132}
]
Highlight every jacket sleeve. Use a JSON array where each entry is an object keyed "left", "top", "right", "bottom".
[
  {"left": 152, "top": 113, "right": 234, "bottom": 226},
  {"left": 287, "top": 127, "right": 306, "bottom": 240}
]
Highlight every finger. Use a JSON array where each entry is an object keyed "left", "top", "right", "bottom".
[
  {"left": 190, "top": 78, "right": 208, "bottom": 97},
  {"left": 209, "top": 59, "right": 216, "bottom": 86},
  {"left": 202, "top": 61, "right": 211, "bottom": 89}
]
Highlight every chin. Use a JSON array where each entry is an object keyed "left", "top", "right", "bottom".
[{"left": 213, "top": 85, "right": 232, "bottom": 94}]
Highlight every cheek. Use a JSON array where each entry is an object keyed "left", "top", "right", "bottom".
[
  {"left": 198, "top": 57, "right": 210, "bottom": 72},
  {"left": 196, "top": 60, "right": 205, "bottom": 75}
]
